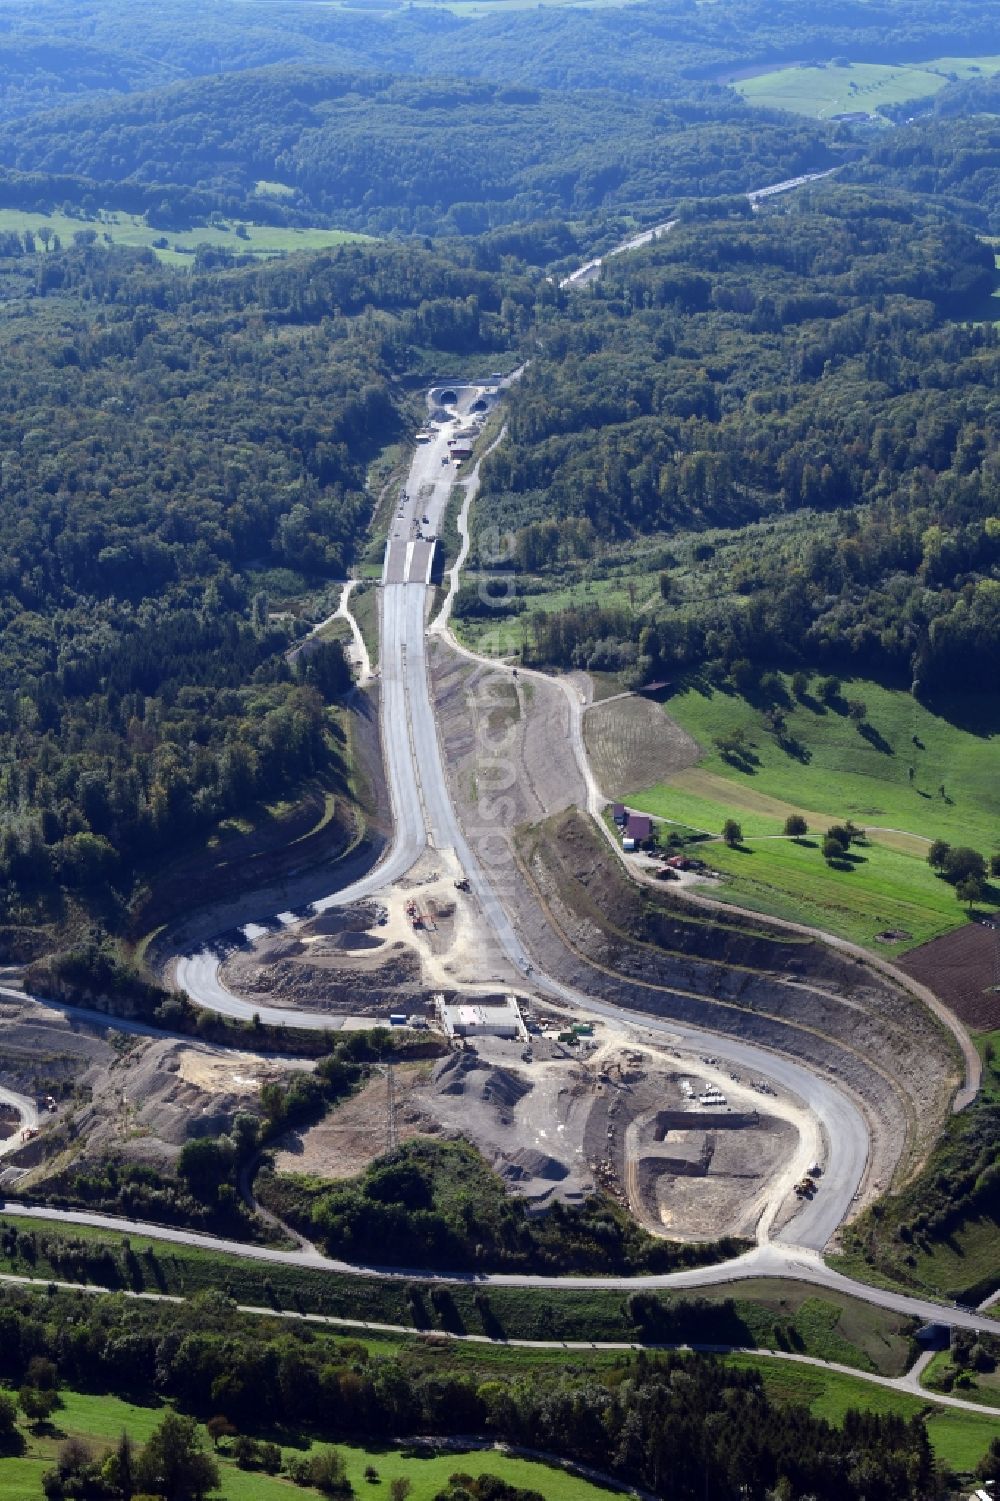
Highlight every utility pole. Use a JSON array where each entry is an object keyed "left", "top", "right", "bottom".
[{"left": 386, "top": 1062, "right": 398, "bottom": 1154}]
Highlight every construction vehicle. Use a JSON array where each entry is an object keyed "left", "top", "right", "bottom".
[{"left": 454, "top": 877, "right": 470, "bottom": 892}]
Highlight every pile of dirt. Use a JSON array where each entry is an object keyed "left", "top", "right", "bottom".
[
  {"left": 220, "top": 945, "right": 422, "bottom": 1012},
  {"left": 501, "top": 1148, "right": 568, "bottom": 1182},
  {"left": 307, "top": 904, "right": 383, "bottom": 937},
  {"left": 329, "top": 931, "right": 383, "bottom": 952},
  {"left": 432, "top": 1052, "right": 478, "bottom": 1093},
  {"left": 431, "top": 1054, "right": 529, "bottom": 1113},
  {"left": 482, "top": 1068, "right": 531, "bottom": 1111}
]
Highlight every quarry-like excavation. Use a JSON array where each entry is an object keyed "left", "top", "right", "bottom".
[
  {"left": 165, "top": 383, "right": 960, "bottom": 1256},
  {"left": 180, "top": 381, "right": 960, "bottom": 1260},
  {"left": 0, "top": 379, "right": 970, "bottom": 1311}
]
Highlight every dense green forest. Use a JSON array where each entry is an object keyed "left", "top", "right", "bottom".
[
  {"left": 0, "top": 235, "right": 523, "bottom": 941},
  {"left": 0, "top": 67, "right": 837, "bottom": 237},
  {"left": 845, "top": 116, "right": 1000, "bottom": 233},
  {"left": 0, "top": 0, "right": 997, "bottom": 121},
  {"left": 467, "top": 188, "right": 1000, "bottom": 692},
  {"left": 0, "top": 1284, "right": 945, "bottom": 1501}
]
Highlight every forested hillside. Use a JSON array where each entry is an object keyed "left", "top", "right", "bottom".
[
  {"left": 0, "top": 1286, "right": 940, "bottom": 1501},
  {"left": 471, "top": 189, "right": 1000, "bottom": 692},
  {"left": 0, "top": 67, "right": 836, "bottom": 236},
  {"left": 0, "top": 236, "right": 523, "bottom": 943},
  {"left": 845, "top": 116, "right": 1000, "bottom": 233},
  {"left": 0, "top": 0, "right": 997, "bottom": 122}
]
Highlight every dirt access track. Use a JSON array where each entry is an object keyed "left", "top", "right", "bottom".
[{"left": 429, "top": 637, "right": 961, "bottom": 1227}]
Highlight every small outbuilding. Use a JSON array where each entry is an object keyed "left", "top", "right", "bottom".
[
  {"left": 611, "top": 803, "right": 627, "bottom": 826},
  {"left": 625, "top": 813, "right": 653, "bottom": 843}
]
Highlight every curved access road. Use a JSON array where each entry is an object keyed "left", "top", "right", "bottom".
[{"left": 0, "top": 1086, "right": 37, "bottom": 1159}]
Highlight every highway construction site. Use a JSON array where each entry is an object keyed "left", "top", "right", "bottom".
[
  {"left": 0, "top": 962, "right": 813, "bottom": 1249},
  {"left": 0, "top": 377, "right": 968, "bottom": 1270},
  {"left": 270, "top": 1022, "right": 809, "bottom": 1242}
]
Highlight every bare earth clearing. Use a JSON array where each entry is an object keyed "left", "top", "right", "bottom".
[
  {"left": 0, "top": 991, "right": 308, "bottom": 1187},
  {"left": 899, "top": 918, "right": 1000, "bottom": 1031},
  {"left": 584, "top": 693, "right": 700, "bottom": 800}
]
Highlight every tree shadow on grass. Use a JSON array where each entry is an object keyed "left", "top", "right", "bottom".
[
  {"left": 778, "top": 735, "right": 812, "bottom": 764},
  {"left": 857, "top": 721, "right": 894, "bottom": 755}
]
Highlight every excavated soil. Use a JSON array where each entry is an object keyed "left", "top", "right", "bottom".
[
  {"left": 583, "top": 694, "right": 700, "bottom": 799},
  {"left": 273, "top": 1062, "right": 435, "bottom": 1180},
  {"left": 0, "top": 992, "right": 310, "bottom": 1182},
  {"left": 513, "top": 809, "right": 958, "bottom": 1199},
  {"left": 221, "top": 899, "right": 425, "bottom": 1014},
  {"left": 637, "top": 1115, "right": 798, "bottom": 1241},
  {"left": 430, "top": 641, "right": 586, "bottom": 830}
]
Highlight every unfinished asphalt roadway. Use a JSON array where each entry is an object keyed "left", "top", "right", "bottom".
[
  {"left": 171, "top": 382, "right": 871, "bottom": 1257},
  {"left": 0, "top": 376, "right": 981, "bottom": 1340}
]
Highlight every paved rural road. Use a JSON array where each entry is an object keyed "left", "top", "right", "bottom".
[
  {"left": 5, "top": 1200, "right": 1000, "bottom": 1343},
  {"left": 0, "top": 1263, "right": 990, "bottom": 1425}
]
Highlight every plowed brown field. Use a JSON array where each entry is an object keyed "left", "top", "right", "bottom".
[{"left": 899, "top": 915, "right": 1000, "bottom": 1030}]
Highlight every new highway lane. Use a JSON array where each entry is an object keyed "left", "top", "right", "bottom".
[
  {"left": 172, "top": 384, "right": 869, "bottom": 1256},
  {"left": 0, "top": 384, "right": 983, "bottom": 1334}
]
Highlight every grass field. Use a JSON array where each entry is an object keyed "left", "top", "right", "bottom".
[
  {"left": 834, "top": 1208, "right": 1000, "bottom": 1307},
  {"left": 0, "top": 1387, "right": 618, "bottom": 1501},
  {"left": 735, "top": 55, "right": 1000, "bottom": 119},
  {"left": 626, "top": 675, "right": 999, "bottom": 952},
  {"left": 454, "top": 567, "right": 659, "bottom": 657},
  {"left": 0, "top": 207, "right": 367, "bottom": 266},
  {"left": 728, "top": 1356, "right": 1000, "bottom": 1472},
  {"left": 923, "top": 1349, "right": 1000, "bottom": 1411},
  {"left": 976, "top": 1030, "right": 1000, "bottom": 1103}
]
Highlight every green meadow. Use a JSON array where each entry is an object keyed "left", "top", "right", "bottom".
[
  {"left": 0, "top": 1387, "right": 617, "bottom": 1501},
  {"left": 735, "top": 55, "right": 1000, "bottom": 119},
  {"left": 728, "top": 1357, "right": 1000, "bottom": 1473},
  {"left": 0, "top": 207, "right": 368, "bottom": 266},
  {"left": 2, "top": 1361, "right": 997, "bottom": 1499},
  {"left": 627, "top": 676, "right": 999, "bottom": 951}
]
